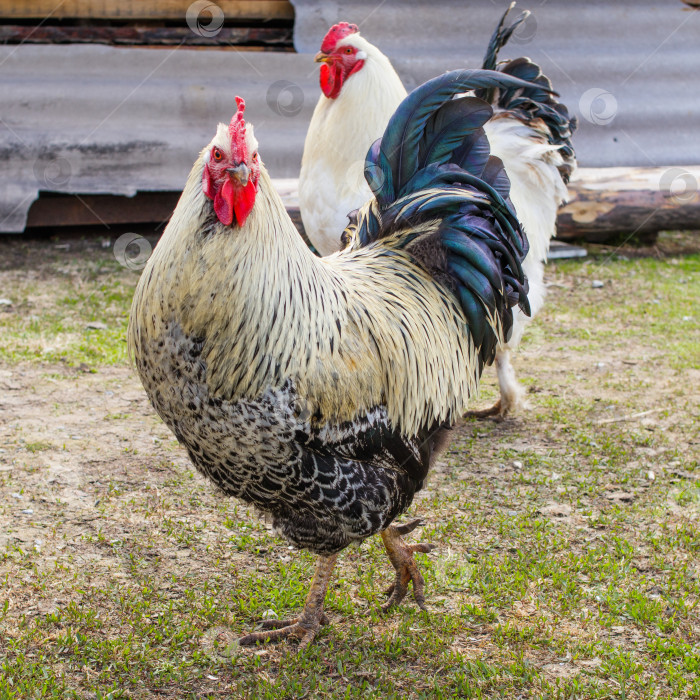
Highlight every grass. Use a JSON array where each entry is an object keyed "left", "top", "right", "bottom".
[
  {"left": 0, "top": 233, "right": 698, "bottom": 698},
  {"left": 0, "top": 239, "right": 135, "bottom": 367}
]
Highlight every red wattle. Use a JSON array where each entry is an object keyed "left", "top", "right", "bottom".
[
  {"left": 320, "top": 63, "right": 343, "bottom": 99},
  {"left": 233, "top": 179, "right": 257, "bottom": 226},
  {"left": 319, "top": 60, "right": 363, "bottom": 99},
  {"left": 213, "top": 177, "right": 235, "bottom": 226},
  {"left": 348, "top": 59, "right": 364, "bottom": 80}
]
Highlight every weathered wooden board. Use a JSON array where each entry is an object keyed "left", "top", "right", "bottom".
[
  {"left": 0, "top": 25, "right": 293, "bottom": 47},
  {"left": 3, "top": 2, "right": 700, "bottom": 234},
  {"left": 0, "top": 1, "right": 294, "bottom": 20},
  {"left": 26, "top": 192, "right": 181, "bottom": 228}
]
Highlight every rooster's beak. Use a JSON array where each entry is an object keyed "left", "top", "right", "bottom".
[
  {"left": 227, "top": 163, "right": 250, "bottom": 187},
  {"left": 314, "top": 51, "right": 330, "bottom": 63}
]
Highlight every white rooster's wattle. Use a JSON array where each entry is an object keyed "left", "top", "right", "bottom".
[{"left": 299, "top": 6, "right": 577, "bottom": 417}]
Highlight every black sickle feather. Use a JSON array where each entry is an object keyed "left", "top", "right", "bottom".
[
  {"left": 374, "top": 69, "right": 555, "bottom": 208},
  {"left": 477, "top": 4, "right": 578, "bottom": 182},
  {"left": 348, "top": 70, "right": 533, "bottom": 373}
]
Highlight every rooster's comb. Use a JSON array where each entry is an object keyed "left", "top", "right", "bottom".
[
  {"left": 320, "top": 22, "right": 359, "bottom": 53},
  {"left": 229, "top": 96, "right": 247, "bottom": 154}
]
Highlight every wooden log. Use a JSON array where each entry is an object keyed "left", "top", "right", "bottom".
[
  {"left": 24, "top": 188, "right": 313, "bottom": 246},
  {"left": 0, "top": 24, "right": 293, "bottom": 47},
  {"left": 0, "top": 1, "right": 294, "bottom": 21},
  {"left": 557, "top": 166, "right": 700, "bottom": 242}
]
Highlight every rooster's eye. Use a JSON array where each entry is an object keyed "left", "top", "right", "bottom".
[
  {"left": 344, "top": 47, "right": 353, "bottom": 55},
  {"left": 213, "top": 148, "right": 223, "bottom": 162}
]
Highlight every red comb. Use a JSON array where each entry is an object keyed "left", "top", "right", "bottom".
[
  {"left": 320, "top": 22, "right": 359, "bottom": 53},
  {"left": 229, "top": 96, "right": 248, "bottom": 155}
]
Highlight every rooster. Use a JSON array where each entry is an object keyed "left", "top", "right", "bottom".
[
  {"left": 129, "top": 69, "right": 538, "bottom": 647},
  {"left": 299, "top": 5, "right": 576, "bottom": 417}
]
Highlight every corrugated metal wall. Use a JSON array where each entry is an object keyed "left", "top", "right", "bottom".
[
  {"left": 1, "top": 0, "right": 698, "bottom": 232},
  {"left": 294, "top": 0, "right": 700, "bottom": 168}
]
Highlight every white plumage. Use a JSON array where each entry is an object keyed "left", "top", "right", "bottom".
[{"left": 299, "top": 34, "right": 406, "bottom": 256}]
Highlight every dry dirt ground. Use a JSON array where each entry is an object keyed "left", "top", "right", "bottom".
[{"left": 0, "top": 232, "right": 698, "bottom": 698}]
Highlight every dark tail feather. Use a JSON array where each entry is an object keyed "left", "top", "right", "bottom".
[
  {"left": 481, "top": 2, "right": 531, "bottom": 73},
  {"left": 371, "top": 68, "right": 555, "bottom": 209},
  {"left": 477, "top": 3, "right": 577, "bottom": 182},
  {"left": 488, "top": 58, "right": 577, "bottom": 181},
  {"left": 353, "top": 70, "right": 540, "bottom": 370}
]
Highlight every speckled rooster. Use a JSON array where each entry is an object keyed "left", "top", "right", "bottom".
[
  {"left": 299, "top": 4, "right": 576, "bottom": 417},
  {"left": 129, "top": 69, "right": 537, "bottom": 647}
]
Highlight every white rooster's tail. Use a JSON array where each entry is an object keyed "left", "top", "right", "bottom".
[
  {"left": 479, "top": 2, "right": 577, "bottom": 325},
  {"left": 464, "top": 3, "right": 577, "bottom": 417},
  {"left": 478, "top": 3, "right": 577, "bottom": 267}
]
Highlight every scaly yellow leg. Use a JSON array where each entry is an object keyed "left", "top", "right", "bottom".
[
  {"left": 238, "top": 553, "right": 338, "bottom": 649},
  {"left": 380, "top": 518, "right": 435, "bottom": 612}
]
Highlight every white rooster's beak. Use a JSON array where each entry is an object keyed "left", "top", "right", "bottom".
[
  {"left": 227, "top": 163, "right": 250, "bottom": 187},
  {"left": 315, "top": 51, "right": 331, "bottom": 63}
]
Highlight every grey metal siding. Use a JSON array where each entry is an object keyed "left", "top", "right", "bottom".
[{"left": 1, "top": 0, "right": 698, "bottom": 232}]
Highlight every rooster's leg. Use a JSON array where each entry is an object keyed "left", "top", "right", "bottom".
[
  {"left": 380, "top": 518, "right": 435, "bottom": 612},
  {"left": 463, "top": 398, "right": 503, "bottom": 419},
  {"left": 238, "top": 553, "right": 337, "bottom": 648}
]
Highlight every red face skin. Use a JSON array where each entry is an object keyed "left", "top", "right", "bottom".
[
  {"left": 202, "top": 97, "right": 260, "bottom": 227},
  {"left": 315, "top": 22, "right": 365, "bottom": 99}
]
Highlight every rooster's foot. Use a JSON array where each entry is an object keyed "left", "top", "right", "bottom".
[
  {"left": 380, "top": 518, "right": 436, "bottom": 612},
  {"left": 254, "top": 612, "right": 330, "bottom": 630},
  {"left": 463, "top": 398, "right": 504, "bottom": 420},
  {"left": 238, "top": 617, "right": 324, "bottom": 648},
  {"left": 238, "top": 554, "right": 336, "bottom": 649}
]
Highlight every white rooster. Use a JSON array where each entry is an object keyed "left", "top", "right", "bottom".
[{"left": 298, "top": 5, "right": 576, "bottom": 417}]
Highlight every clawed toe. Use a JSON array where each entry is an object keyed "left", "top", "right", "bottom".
[
  {"left": 257, "top": 612, "right": 329, "bottom": 631},
  {"left": 380, "top": 520, "right": 435, "bottom": 612},
  {"left": 238, "top": 554, "right": 337, "bottom": 649},
  {"left": 239, "top": 612, "right": 330, "bottom": 648},
  {"left": 392, "top": 517, "right": 424, "bottom": 536},
  {"left": 239, "top": 620, "right": 318, "bottom": 648},
  {"left": 258, "top": 617, "right": 299, "bottom": 630},
  {"left": 464, "top": 399, "right": 504, "bottom": 420}
]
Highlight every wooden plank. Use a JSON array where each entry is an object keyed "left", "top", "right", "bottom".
[
  {"left": 0, "top": 1, "right": 294, "bottom": 21},
  {"left": 0, "top": 24, "right": 293, "bottom": 47},
  {"left": 25, "top": 188, "right": 314, "bottom": 247},
  {"left": 26, "top": 192, "right": 180, "bottom": 228}
]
